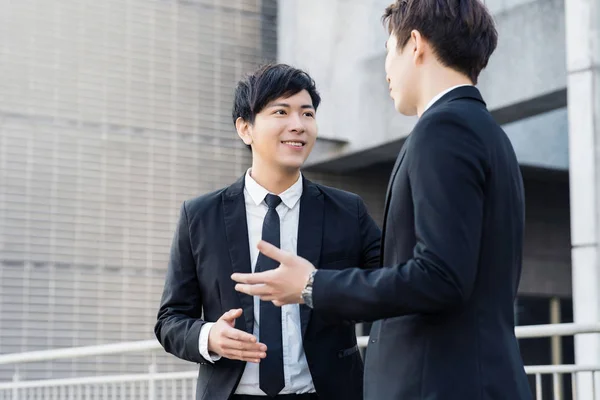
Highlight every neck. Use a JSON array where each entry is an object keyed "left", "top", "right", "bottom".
[
  {"left": 250, "top": 162, "right": 300, "bottom": 195},
  {"left": 416, "top": 68, "right": 473, "bottom": 117}
]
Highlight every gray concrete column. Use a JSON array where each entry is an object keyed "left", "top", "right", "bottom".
[{"left": 566, "top": 0, "right": 600, "bottom": 398}]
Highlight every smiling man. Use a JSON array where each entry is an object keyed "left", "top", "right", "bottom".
[{"left": 154, "top": 64, "right": 381, "bottom": 400}]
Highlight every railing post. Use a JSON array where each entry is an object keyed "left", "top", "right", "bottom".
[
  {"left": 550, "top": 297, "right": 563, "bottom": 400},
  {"left": 553, "top": 373, "right": 561, "bottom": 400},
  {"left": 535, "top": 373, "right": 542, "bottom": 400},
  {"left": 148, "top": 353, "right": 157, "bottom": 400},
  {"left": 11, "top": 370, "right": 19, "bottom": 400}
]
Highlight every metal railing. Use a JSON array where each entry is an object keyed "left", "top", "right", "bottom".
[
  {"left": 525, "top": 365, "right": 600, "bottom": 400},
  {"left": 0, "top": 323, "right": 599, "bottom": 399},
  {"left": 516, "top": 323, "right": 600, "bottom": 400}
]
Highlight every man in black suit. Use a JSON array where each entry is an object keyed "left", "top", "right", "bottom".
[
  {"left": 232, "top": 1, "right": 532, "bottom": 399},
  {"left": 154, "top": 64, "right": 381, "bottom": 400}
]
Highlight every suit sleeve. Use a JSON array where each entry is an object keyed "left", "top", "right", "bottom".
[
  {"left": 312, "top": 113, "right": 487, "bottom": 321},
  {"left": 154, "top": 201, "right": 208, "bottom": 363},
  {"left": 357, "top": 197, "right": 381, "bottom": 269}
]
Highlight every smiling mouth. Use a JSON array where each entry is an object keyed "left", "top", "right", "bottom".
[{"left": 281, "top": 141, "right": 305, "bottom": 148}]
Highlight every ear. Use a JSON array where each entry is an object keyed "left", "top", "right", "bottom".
[
  {"left": 410, "top": 30, "right": 426, "bottom": 65},
  {"left": 235, "top": 117, "right": 253, "bottom": 146}
]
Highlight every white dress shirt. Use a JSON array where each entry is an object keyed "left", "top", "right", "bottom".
[
  {"left": 423, "top": 84, "right": 473, "bottom": 114},
  {"left": 198, "top": 169, "right": 315, "bottom": 395}
]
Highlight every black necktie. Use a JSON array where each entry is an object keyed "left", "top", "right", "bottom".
[{"left": 256, "top": 194, "right": 284, "bottom": 397}]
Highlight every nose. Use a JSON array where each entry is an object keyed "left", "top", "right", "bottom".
[{"left": 288, "top": 113, "right": 306, "bottom": 133}]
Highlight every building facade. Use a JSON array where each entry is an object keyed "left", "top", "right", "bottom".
[{"left": 0, "top": 0, "right": 279, "bottom": 380}]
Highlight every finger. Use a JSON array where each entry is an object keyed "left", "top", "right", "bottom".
[
  {"left": 228, "top": 355, "right": 264, "bottom": 363},
  {"left": 223, "top": 346, "right": 267, "bottom": 363},
  {"left": 234, "top": 283, "right": 274, "bottom": 297},
  {"left": 221, "top": 337, "right": 267, "bottom": 352},
  {"left": 220, "top": 308, "right": 243, "bottom": 322},
  {"left": 221, "top": 339, "right": 267, "bottom": 360},
  {"left": 257, "top": 240, "right": 296, "bottom": 265},
  {"left": 231, "top": 270, "right": 274, "bottom": 285},
  {"left": 223, "top": 327, "right": 261, "bottom": 344}
]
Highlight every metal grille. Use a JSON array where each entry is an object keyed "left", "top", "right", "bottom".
[{"left": 0, "top": 0, "right": 276, "bottom": 381}]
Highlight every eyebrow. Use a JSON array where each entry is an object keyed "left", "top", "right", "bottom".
[{"left": 269, "top": 103, "right": 315, "bottom": 110}]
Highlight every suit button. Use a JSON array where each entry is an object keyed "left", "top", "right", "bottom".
[{"left": 370, "top": 339, "right": 377, "bottom": 343}]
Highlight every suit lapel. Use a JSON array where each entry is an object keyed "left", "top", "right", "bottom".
[
  {"left": 384, "top": 138, "right": 409, "bottom": 207},
  {"left": 380, "top": 138, "right": 409, "bottom": 263},
  {"left": 297, "top": 178, "right": 324, "bottom": 338},
  {"left": 222, "top": 176, "right": 254, "bottom": 333}
]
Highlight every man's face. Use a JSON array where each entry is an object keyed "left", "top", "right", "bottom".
[
  {"left": 385, "top": 33, "right": 418, "bottom": 116},
  {"left": 247, "top": 90, "right": 317, "bottom": 171}
]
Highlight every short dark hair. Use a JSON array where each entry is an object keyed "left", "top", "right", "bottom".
[
  {"left": 232, "top": 63, "right": 321, "bottom": 126},
  {"left": 382, "top": 0, "right": 498, "bottom": 84}
]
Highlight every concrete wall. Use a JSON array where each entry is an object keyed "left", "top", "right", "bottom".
[
  {"left": 564, "top": 0, "right": 600, "bottom": 395},
  {"left": 278, "top": 0, "right": 568, "bottom": 169}
]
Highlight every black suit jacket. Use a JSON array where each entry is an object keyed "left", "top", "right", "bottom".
[
  {"left": 155, "top": 176, "right": 381, "bottom": 400},
  {"left": 312, "top": 87, "right": 532, "bottom": 399}
]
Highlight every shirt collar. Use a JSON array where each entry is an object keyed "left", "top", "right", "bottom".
[
  {"left": 244, "top": 169, "right": 303, "bottom": 209},
  {"left": 423, "top": 84, "right": 473, "bottom": 114}
]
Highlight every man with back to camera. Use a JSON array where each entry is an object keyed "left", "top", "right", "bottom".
[
  {"left": 154, "top": 63, "right": 381, "bottom": 399},
  {"left": 232, "top": 1, "right": 532, "bottom": 399}
]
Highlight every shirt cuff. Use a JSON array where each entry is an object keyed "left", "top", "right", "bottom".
[{"left": 198, "top": 322, "right": 221, "bottom": 363}]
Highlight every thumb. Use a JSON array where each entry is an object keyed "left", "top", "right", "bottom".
[{"left": 220, "top": 308, "right": 243, "bottom": 324}]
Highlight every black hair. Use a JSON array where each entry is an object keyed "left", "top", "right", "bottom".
[
  {"left": 232, "top": 63, "right": 321, "bottom": 127},
  {"left": 383, "top": 0, "right": 497, "bottom": 84}
]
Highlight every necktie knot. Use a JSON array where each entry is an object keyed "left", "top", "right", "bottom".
[{"left": 264, "top": 194, "right": 282, "bottom": 209}]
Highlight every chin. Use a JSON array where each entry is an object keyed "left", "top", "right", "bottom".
[
  {"left": 277, "top": 157, "right": 306, "bottom": 172},
  {"left": 392, "top": 94, "right": 416, "bottom": 116},
  {"left": 396, "top": 102, "right": 418, "bottom": 117}
]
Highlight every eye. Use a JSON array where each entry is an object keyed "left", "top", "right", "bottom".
[
  {"left": 303, "top": 111, "right": 315, "bottom": 118},
  {"left": 273, "top": 109, "right": 287, "bottom": 115}
]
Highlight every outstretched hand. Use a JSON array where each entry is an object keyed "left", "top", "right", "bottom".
[{"left": 231, "top": 240, "right": 316, "bottom": 306}]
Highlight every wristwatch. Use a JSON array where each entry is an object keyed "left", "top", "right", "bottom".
[{"left": 301, "top": 269, "right": 318, "bottom": 309}]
